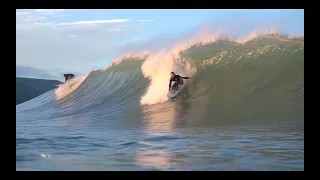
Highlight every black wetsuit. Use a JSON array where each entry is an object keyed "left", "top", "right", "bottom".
[
  {"left": 64, "top": 74, "right": 75, "bottom": 83},
  {"left": 169, "top": 75, "right": 190, "bottom": 91}
]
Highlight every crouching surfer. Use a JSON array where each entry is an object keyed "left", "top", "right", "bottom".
[
  {"left": 63, "top": 74, "right": 75, "bottom": 83},
  {"left": 169, "top": 72, "right": 191, "bottom": 91}
]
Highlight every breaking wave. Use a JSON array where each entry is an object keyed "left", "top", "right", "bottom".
[{"left": 16, "top": 31, "right": 304, "bottom": 126}]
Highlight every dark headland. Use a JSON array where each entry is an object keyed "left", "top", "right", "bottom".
[{"left": 16, "top": 77, "right": 62, "bottom": 105}]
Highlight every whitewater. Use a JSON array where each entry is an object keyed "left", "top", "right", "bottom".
[{"left": 16, "top": 30, "right": 304, "bottom": 170}]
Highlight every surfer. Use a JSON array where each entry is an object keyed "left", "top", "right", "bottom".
[
  {"left": 169, "top": 72, "right": 191, "bottom": 91},
  {"left": 63, "top": 74, "right": 75, "bottom": 83}
]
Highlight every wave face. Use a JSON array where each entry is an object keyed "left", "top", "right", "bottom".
[{"left": 16, "top": 34, "right": 304, "bottom": 127}]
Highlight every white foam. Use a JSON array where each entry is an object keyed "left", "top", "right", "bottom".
[
  {"left": 55, "top": 73, "right": 89, "bottom": 100},
  {"left": 138, "top": 32, "right": 219, "bottom": 105}
]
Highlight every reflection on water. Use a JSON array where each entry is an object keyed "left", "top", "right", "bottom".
[
  {"left": 136, "top": 101, "right": 180, "bottom": 170},
  {"left": 135, "top": 149, "right": 173, "bottom": 170},
  {"left": 142, "top": 102, "right": 179, "bottom": 131}
]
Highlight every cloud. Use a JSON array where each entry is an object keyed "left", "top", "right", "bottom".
[
  {"left": 16, "top": 9, "right": 146, "bottom": 75},
  {"left": 137, "top": 20, "right": 155, "bottom": 22},
  {"left": 16, "top": 9, "right": 74, "bottom": 25},
  {"left": 58, "top": 19, "right": 129, "bottom": 26},
  {"left": 16, "top": 65, "right": 59, "bottom": 80},
  {"left": 33, "top": 9, "right": 67, "bottom": 12},
  {"left": 16, "top": 11, "right": 31, "bottom": 16}
]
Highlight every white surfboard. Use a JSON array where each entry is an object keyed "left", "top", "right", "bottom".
[{"left": 167, "top": 89, "right": 179, "bottom": 99}]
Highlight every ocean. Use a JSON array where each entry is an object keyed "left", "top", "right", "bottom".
[{"left": 16, "top": 32, "right": 304, "bottom": 171}]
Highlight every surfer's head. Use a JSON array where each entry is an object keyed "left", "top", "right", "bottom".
[
  {"left": 63, "top": 74, "right": 67, "bottom": 77},
  {"left": 170, "top": 72, "right": 175, "bottom": 78}
]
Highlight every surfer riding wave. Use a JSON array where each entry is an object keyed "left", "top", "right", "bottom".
[
  {"left": 63, "top": 74, "right": 75, "bottom": 83},
  {"left": 169, "top": 72, "right": 191, "bottom": 91}
]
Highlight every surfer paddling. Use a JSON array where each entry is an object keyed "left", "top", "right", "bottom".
[
  {"left": 169, "top": 72, "right": 191, "bottom": 91},
  {"left": 63, "top": 74, "right": 75, "bottom": 83}
]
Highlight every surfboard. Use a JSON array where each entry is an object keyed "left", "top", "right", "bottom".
[{"left": 167, "top": 89, "right": 179, "bottom": 98}]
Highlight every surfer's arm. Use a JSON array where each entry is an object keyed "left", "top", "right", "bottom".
[
  {"left": 169, "top": 79, "right": 172, "bottom": 90},
  {"left": 181, "top": 77, "right": 191, "bottom": 79}
]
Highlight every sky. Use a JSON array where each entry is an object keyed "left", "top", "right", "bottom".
[{"left": 16, "top": 9, "right": 304, "bottom": 80}]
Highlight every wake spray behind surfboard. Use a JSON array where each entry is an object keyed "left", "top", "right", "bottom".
[
  {"left": 55, "top": 73, "right": 90, "bottom": 100},
  {"left": 138, "top": 32, "right": 222, "bottom": 105}
]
